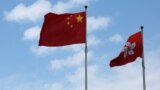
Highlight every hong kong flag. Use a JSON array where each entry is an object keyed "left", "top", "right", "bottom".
[
  {"left": 110, "top": 31, "right": 143, "bottom": 67},
  {"left": 39, "top": 11, "right": 86, "bottom": 47}
]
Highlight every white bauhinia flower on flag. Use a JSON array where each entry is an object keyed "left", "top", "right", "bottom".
[
  {"left": 109, "top": 31, "right": 143, "bottom": 67},
  {"left": 123, "top": 42, "right": 136, "bottom": 58}
]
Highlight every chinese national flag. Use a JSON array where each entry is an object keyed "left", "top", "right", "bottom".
[
  {"left": 110, "top": 31, "right": 143, "bottom": 67},
  {"left": 39, "top": 11, "right": 86, "bottom": 46}
]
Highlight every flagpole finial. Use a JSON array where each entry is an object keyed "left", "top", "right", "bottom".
[
  {"left": 141, "top": 26, "right": 144, "bottom": 30},
  {"left": 85, "top": 5, "right": 88, "bottom": 10}
]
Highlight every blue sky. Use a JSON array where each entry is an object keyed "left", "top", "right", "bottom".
[{"left": 0, "top": 0, "right": 160, "bottom": 90}]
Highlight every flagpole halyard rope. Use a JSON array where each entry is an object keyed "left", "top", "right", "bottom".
[
  {"left": 84, "top": 5, "right": 88, "bottom": 90},
  {"left": 141, "top": 26, "right": 146, "bottom": 90}
]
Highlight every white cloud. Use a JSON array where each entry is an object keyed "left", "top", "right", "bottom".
[
  {"left": 1, "top": 49, "right": 160, "bottom": 90},
  {"left": 68, "top": 65, "right": 98, "bottom": 84},
  {"left": 87, "top": 16, "right": 111, "bottom": 33},
  {"left": 23, "top": 26, "right": 41, "bottom": 41},
  {"left": 109, "top": 33, "right": 124, "bottom": 43},
  {"left": 50, "top": 50, "right": 84, "bottom": 70},
  {"left": 53, "top": 0, "right": 90, "bottom": 13},
  {"left": 68, "top": 66, "right": 84, "bottom": 84},
  {"left": 88, "top": 35, "right": 101, "bottom": 46},
  {"left": 4, "top": 0, "right": 52, "bottom": 22},
  {"left": 4, "top": 0, "right": 92, "bottom": 22},
  {"left": 31, "top": 46, "right": 57, "bottom": 56},
  {"left": 49, "top": 83, "right": 63, "bottom": 90},
  {"left": 50, "top": 50, "right": 93, "bottom": 70},
  {"left": 145, "top": 50, "right": 160, "bottom": 74},
  {"left": 69, "top": 63, "right": 138, "bottom": 90}
]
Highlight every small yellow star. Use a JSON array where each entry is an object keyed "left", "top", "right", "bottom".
[
  {"left": 67, "top": 22, "right": 70, "bottom": 25},
  {"left": 67, "top": 17, "right": 70, "bottom": 20},
  {"left": 76, "top": 15, "right": 83, "bottom": 23},
  {"left": 70, "top": 25, "right": 73, "bottom": 28},
  {"left": 66, "top": 16, "right": 73, "bottom": 28}
]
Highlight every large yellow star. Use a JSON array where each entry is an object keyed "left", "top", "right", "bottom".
[{"left": 76, "top": 15, "right": 83, "bottom": 23}]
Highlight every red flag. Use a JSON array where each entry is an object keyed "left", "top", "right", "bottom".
[
  {"left": 110, "top": 31, "right": 143, "bottom": 67},
  {"left": 39, "top": 12, "right": 86, "bottom": 46}
]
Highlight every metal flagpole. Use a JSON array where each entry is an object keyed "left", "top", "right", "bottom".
[
  {"left": 141, "top": 26, "right": 146, "bottom": 90},
  {"left": 84, "top": 5, "right": 88, "bottom": 90}
]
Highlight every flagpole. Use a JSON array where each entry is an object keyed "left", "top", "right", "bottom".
[
  {"left": 84, "top": 5, "right": 88, "bottom": 90},
  {"left": 141, "top": 26, "right": 146, "bottom": 90}
]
